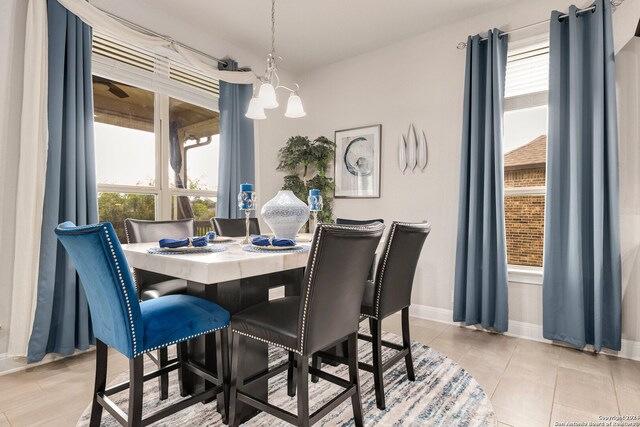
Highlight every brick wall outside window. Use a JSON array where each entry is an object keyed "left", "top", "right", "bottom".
[
  {"left": 504, "top": 135, "right": 546, "bottom": 267},
  {"left": 504, "top": 185, "right": 545, "bottom": 267}
]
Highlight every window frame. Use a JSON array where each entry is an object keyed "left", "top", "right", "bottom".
[
  {"left": 503, "top": 40, "right": 549, "bottom": 282},
  {"left": 92, "top": 33, "right": 220, "bottom": 222}
]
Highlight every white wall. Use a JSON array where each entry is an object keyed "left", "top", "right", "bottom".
[
  {"left": 0, "top": 0, "right": 29, "bottom": 355},
  {"left": 257, "top": 0, "right": 640, "bottom": 345}
]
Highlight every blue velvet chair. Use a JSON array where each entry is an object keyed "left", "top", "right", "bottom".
[{"left": 55, "top": 221, "right": 231, "bottom": 427}]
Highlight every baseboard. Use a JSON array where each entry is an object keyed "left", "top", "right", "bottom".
[
  {"left": 0, "top": 348, "right": 94, "bottom": 376},
  {"left": 410, "top": 303, "right": 640, "bottom": 362}
]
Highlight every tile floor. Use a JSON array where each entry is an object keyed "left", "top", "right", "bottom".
[{"left": 0, "top": 315, "right": 638, "bottom": 426}]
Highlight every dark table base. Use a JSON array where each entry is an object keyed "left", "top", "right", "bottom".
[{"left": 186, "top": 268, "right": 304, "bottom": 424}]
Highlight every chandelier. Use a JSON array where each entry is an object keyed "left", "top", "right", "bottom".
[{"left": 245, "top": 0, "right": 306, "bottom": 120}]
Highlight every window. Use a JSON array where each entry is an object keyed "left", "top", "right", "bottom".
[
  {"left": 92, "top": 33, "right": 220, "bottom": 242},
  {"left": 503, "top": 41, "right": 549, "bottom": 269}
]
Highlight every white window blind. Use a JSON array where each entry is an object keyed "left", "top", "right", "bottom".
[
  {"left": 169, "top": 61, "right": 219, "bottom": 96},
  {"left": 93, "top": 32, "right": 155, "bottom": 73},
  {"left": 505, "top": 44, "right": 549, "bottom": 98},
  {"left": 92, "top": 32, "right": 219, "bottom": 109}
]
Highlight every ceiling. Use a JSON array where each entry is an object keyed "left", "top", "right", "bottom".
[{"left": 112, "top": 0, "right": 518, "bottom": 73}]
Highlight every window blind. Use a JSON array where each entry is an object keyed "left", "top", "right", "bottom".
[
  {"left": 92, "top": 32, "right": 220, "bottom": 100},
  {"left": 505, "top": 45, "right": 549, "bottom": 98}
]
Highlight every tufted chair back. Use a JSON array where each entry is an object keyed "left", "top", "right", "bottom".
[
  {"left": 124, "top": 218, "right": 194, "bottom": 295},
  {"left": 298, "top": 222, "right": 384, "bottom": 355},
  {"left": 373, "top": 222, "right": 431, "bottom": 320},
  {"left": 211, "top": 217, "right": 260, "bottom": 237},
  {"left": 336, "top": 218, "right": 384, "bottom": 226},
  {"left": 55, "top": 222, "right": 143, "bottom": 358},
  {"left": 124, "top": 218, "right": 194, "bottom": 243}
]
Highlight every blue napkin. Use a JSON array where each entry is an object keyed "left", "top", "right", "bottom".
[
  {"left": 159, "top": 235, "right": 208, "bottom": 248},
  {"left": 251, "top": 235, "right": 296, "bottom": 247}
]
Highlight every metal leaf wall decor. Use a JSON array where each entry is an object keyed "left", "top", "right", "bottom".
[
  {"left": 398, "top": 134, "right": 407, "bottom": 174},
  {"left": 406, "top": 124, "right": 417, "bottom": 172},
  {"left": 418, "top": 131, "right": 428, "bottom": 171},
  {"left": 398, "top": 123, "right": 429, "bottom": 174}
]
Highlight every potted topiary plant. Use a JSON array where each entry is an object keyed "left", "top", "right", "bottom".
[{"left": 277, "top": 135, "right": 336, "bottom": 227}]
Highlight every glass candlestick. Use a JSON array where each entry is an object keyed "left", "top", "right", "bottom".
[
  {"left": 307, "top": 189, "right": 323, "bottom": 232},
  {"left": 238, "top": 184, "right": 257, "bottom": 244}
]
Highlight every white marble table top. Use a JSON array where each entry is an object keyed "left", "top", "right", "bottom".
[{"left": 122, "top": 241, "right": 311, "bottom": 284}]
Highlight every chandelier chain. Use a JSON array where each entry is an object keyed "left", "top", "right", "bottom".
[{"left": 271, "top": 0, "right": 276, "bottom": 55}]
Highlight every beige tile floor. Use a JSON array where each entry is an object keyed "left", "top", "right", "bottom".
[{"left": 0, "top": 315, "right": 638, "bottom": 426}]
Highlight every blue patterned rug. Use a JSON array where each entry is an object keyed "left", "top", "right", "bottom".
[{"left": 77, "top": 331, "right": 496, "bottom": 426}]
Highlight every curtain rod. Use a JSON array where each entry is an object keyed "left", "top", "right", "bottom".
[
  {"left": 97, "top": 7, "right": 229, "bottom": 66},
  {"left": 456, "top": 2, "right": 615, "bottom": 50}
]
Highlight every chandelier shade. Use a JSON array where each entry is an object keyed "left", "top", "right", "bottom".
[
  {"left": 285, "top": 93, "right": 306, "bottom": 118},
  {"left": 245, "top": 97, "right": 267, "bottom": 120},
  {"left": 258, "top": 83, "right": 279, "bottom": 109}
]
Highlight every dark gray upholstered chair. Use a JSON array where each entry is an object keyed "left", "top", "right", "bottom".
[
  {"left": 313, "top": 221, "right": 431, "bottom": 410},
  {"left": 335, "top": 218, "right": 384, "bottom": 226},
  {"left": 228, "top": 222, "right": 385, "bottom": 427},
  {"left": 336, "top": 218, "right": 384, "bottom": 280},
  {"left": 123, "top": 218, "right": 194, "bottom": 400},
  {"left": 211, "top": 217, "right": 260, "bottom": 237}
]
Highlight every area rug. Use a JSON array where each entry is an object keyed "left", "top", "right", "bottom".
[{"left": 77, "top": 331, "right": 496, "bottom": 426}]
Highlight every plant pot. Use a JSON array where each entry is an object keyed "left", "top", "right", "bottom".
[{"left": 261, "top": 190, "right": 310, "bottom": 239}]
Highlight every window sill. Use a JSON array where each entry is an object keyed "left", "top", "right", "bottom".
[{"left": 508, "top": 265, "right": 543, "bottom": 285}]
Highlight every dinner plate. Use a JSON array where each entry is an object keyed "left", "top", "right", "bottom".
[
  {"left": 210, "top": 236, "right": 235, "bottom": 243},
  {"left": 158, "top": 244, "right": 212, "bottom": 252},
  {"left": 250, "top": 244, "right": 302, "bottom": 251},
  {"left": 261, "top": 233, "right": 313, "bottom": 243}
]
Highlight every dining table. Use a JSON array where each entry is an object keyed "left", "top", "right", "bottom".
[{"left": 122, "top": 236, "right": 313, "bottom": 423}]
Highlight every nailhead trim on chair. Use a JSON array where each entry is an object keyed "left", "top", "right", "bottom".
[
  {"left": 107, "top": 225, "right": 231, "bottom": 357},
  {"left": 231, "top": 330, "right": 301, "bottom": 355},
  {"left": 104, "top": 225, "right": 138, "bottom": 356},
  {"left": 124, "top": 222, "right": 131, "bottom": 244},
  {"left": 231, "top": 223, "right": 385, "bottom": 356},
  {"left": 299, "top": 223, "right": 385, "bottom": 354},
  {"left": 372, "top": 222, "right": 431, "bottom": 319},
  {"left": 122, "top": 221, "right": 143, "bottom": 295},
  {"left": 143, "top": 324, "right": 229, "bottom": 355}
]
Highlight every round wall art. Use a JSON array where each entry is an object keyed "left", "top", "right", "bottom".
[{"left": 344, "top": 137, "right": 375, "bottom": 176}]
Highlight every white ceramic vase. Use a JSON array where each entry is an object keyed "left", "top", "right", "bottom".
[{"left": 261, "top": 190, "right": 310, "bottom": 239}]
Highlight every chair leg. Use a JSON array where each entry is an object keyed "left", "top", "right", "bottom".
[
  {"left": 157, "top": 348, "right": 169, "bottom": 400},
  {"left": 311, "top": 353, "right": 321, "bottom": 383},
  {"left": 216, "top": 328, "right": 230, "bottom": 424},
  {"left": 370, "top": 317, "right": 386, "bottom": 410},
  {"left": 177, "top": 341, "right": 192, "bottom": 397},
  {"left": 402, "top": 307, "right": 415, "bottom": 381},
  {"left": 347, "top": 333, "right": 364, "bottom": 427},
  {"left": 128, "top": 355, "right": 144, "bottom": 427},
  {"left": 287, "top": 351, "right": 296, "bottom": 397},
  {"left": 229, "top": 333, "right": 243, "bottom": 427},
  {"left": 295, "top": 354, "right": 310, "bottom": 427},
  {"left": 89, "top": 340, "right": 108, "bottom": 427}
]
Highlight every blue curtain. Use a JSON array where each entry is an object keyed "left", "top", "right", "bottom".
[
  {"left": 543, "top": 0, "right": 621, "bottom": 351},
  {"left": 453, "top": 30, "right": 509, "bottom": 332},
  {"left": 217, "top": 59, "right": 255, "bottom": 218},
  {"left": 27, "top": 0, "right": 97, "bottom": 362}
]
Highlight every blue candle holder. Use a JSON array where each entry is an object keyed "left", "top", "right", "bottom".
[
  {"left": 308, "top": 189, "right": 323, "bottom": 231},
  {"left": 238, "top": 183, "right": 257, "bottom": 244}
]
